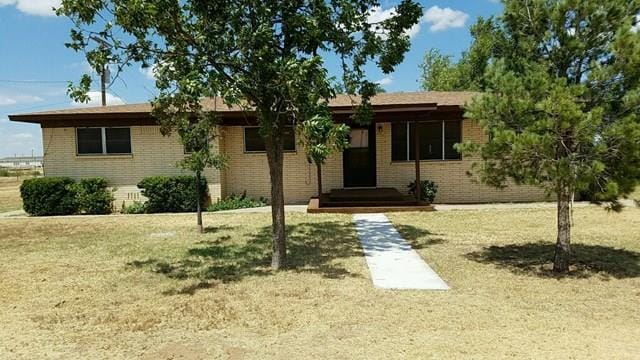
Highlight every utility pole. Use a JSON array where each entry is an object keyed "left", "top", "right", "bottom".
[
  {"left": 90, "top": 35, "right": 110, "bottom": 107},
  {"left": 101, "top": 64, "right": 107, "bottom": 106}
]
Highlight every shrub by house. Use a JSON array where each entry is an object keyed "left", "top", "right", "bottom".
[{"left": 137, "top": 175, "right": 208, "bottom": 213}]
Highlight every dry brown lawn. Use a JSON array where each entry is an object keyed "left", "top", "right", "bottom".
[
  {"left": 0, "top": 177, "right": 24, "bottom": 213},
  {"left": 0, "top": 207, "right": 639, "bottom": 359}
]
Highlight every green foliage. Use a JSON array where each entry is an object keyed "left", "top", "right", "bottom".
[
  {"left": 0, "top": 169, "right": 9, "bottom": 177},
  {"left": 58, "top": 0, "right": 423, "bottom": 267},
  {"left": 419, "top": 49, "right": 464, "bottom": 91},
  {"left": 20, "top": 177, "right": 115, "bottom": 216},
  {"left": 456, "top": 0, "right": 640, "bottom": 207},
  {"left": 420, "top": 18, "right": 498, "bottom": 91},
  {"left": 408, "top": 180, "right": 438, "bottom": 203},
  {"left": 20, "top": 177, "right": 79, "bottom": 216},
  {"left": 137, "top": 176, "right": 208, "bottom": 213},
  {"left": 121, "top": 201, "right": 147, "bottom": 214},
  {"left": 298, "top": 114, "right": 350, "bottom": 165},
  {"left": 207, "top": 192, "right": 268, "bottom": 212},
  {"left": 73, "top": 178, "right": 114, "bottom": 215}
]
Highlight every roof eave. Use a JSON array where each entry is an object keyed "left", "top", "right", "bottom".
[{"left": 8, "top": 102, "right": 463, "bottom": 124}]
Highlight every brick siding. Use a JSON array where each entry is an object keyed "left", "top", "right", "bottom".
[{"left": 42, "top": 120, "right": 547, "bottom": 206}]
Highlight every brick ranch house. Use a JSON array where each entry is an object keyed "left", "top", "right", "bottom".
[{"left": 9, "top": 91, "right": 546, "bottom": 208}]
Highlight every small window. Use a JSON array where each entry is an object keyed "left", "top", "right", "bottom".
[
  {"left": 77, "top": 128, "right": 103, "bottom": 154},
  {"left": 76, "top": 127, "right": 132, "bottom": 155},
  {"left": 349, "top": 129, "right": 369, "bottom": 148},
  {"left": 105, "top": 128, "right": 132, "bottom": 154},
  {"left": 244, "top": 127, "right": 295, "bottom": 152}
]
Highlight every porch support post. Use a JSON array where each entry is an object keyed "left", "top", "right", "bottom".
[{"left": 413, "top": 121, "right": 421, "bottom": 204}]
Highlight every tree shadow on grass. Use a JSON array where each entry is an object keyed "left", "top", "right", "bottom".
[
  {"left": 127, "top": 221, "right": 363, "bottom": 294},
  {"left": 202, "top": 225, "right": 237, "bottom": 233},
  {"left": 466, "top": 242, "right": 640, "bottom": 279},
  {"left": 393, "top": 224, "right": 446, "bottom": 249}
]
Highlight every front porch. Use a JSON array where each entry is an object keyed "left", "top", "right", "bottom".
[{"left": 307, "top": 188, "right": 434, "bottom": 214}]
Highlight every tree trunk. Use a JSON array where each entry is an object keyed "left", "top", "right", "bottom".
[
  {"left": 316, "top": 162, "right": 322, "bottom": 198},
  {"left": 195, "top": 170, "right": 204, "bottom": 233},
  {"left": 265, "top": 134, "right": 287, "bottom": 270},
  {"left": 553, "top": 185, "right": 572, "bottom": 272}
]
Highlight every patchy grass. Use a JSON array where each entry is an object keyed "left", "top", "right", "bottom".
[
  {"left": 0, "top": 208, "right": 639, "bottom": 358},
  {"left": 0, "top": 177, "right": 25, "bottom": 213}
]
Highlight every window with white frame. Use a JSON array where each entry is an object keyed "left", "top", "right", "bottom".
[
  {"left": 76, "top": 127, "right": 132, "bottom": 155},
  {"left": 391, "top": 121, "right": 461, "bottom": 161}
]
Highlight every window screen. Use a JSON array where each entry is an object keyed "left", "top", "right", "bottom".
[
  {"left": 391, "top": 121, "right": 462, "bottom": 161},
  {"left": 77, "top": 128, "right": 103, "bottom": 154},
  {"left": 76, "top": 127, "right": 132, "bottom": 155},
  {"left": 391, "top": 123, "right": 408, "bottom": 161},
  {"left": 105, "top": 128, "right": 131, "bottom": 154},
  {"left": 409, "top": 122, "right": 442, "bottom": 160},
  {"left": 444, "top": 121, "right": 462, "bottom": 160}
]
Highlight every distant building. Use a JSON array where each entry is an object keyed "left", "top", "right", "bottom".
[{"left": 0, "top": 156, "right": 43, "bottom": 169}]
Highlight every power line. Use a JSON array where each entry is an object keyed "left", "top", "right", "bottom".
[
  {"left": 3, "top": 101, "right": 72, "bottom": 114},
  {"left": 0, "top": 79, "right": 69, "bottom": 84}
]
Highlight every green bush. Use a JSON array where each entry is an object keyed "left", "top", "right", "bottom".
[
  {"left": 408, "top": 179, "right": 438, "bottom": 203},
  {"left": 208, "top": 192, "right": 268, "bottom": 212},
  {"left": 137, "top": 175, "right": 208, "bottom": 213},
  {"left": 122, "top": 201, "right": 147, "bottom": 214},
  {"left": 73, "top": 178, "right": 114, "bottom": 214},
  {"left": 0, "top": 169, "right": 9, "bottom": 177},
  {"left": 20, "top": 177, "right": 79, "bottom": 216}
]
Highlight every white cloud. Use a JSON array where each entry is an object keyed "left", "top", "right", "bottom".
[
  {"left": 139, "top": 65, "right": 159, "bottom": 81},
  {"left": 68, "top": 61, "right": 95, "bottom": 74},
  {"left": 0, "top": 94, "right": 44, "bottom": 106},
  {"left": 71, "top": 91, "right": 125, "bottom": 107},
  {"left": 0, "top": 0, "right": 61, "bottom": 17},
  {"left": 367, "top": 5, "right": 469, "bottom": 39},
  {"left": 375, "top": 76, "right": 394, "bottom": 86},
  {"left": 10, "top": 133, "right": 33, "bottom": 140},
  {"left": 367, "top": 6, "right": 422, "bottom": 39},
  {"left": 423, "top": 6, "right": 469, "bottom": 32}
]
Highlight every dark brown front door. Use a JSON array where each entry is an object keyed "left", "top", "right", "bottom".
[{"left": 343, "top": 124, "right": 376, "bottom": 188}]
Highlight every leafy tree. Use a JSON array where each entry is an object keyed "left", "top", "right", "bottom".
[
  {"left": 457, "top": 0, "right": 640, "bottom": 272},
  {"left": 166, "top": 112, "right": 227, "bottom": 233},
  {"left": 298, "top": 114, "right": 350, "bottom": 197},
  {"left": 57, "top": 0, "right": 422, "bottom": 269},
  {"left": 419, "top": 49, "right": 462, "bottom": 91},
  {"left": 419, "top": 18, "right": 499, "bottom": 91}
]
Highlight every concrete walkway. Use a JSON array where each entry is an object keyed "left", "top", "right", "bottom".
[
  {"left": 215, "top": 205, "right": 308, "bottom": 214},
  {"left": 0, "top": 210, "right": 26, "bottom": 218},
  {"left": 353, "top": 213, "right": 449, "bottom": 290}
]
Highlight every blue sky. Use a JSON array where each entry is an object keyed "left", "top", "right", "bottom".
[{"left": 0, "top": 0, "right": 502, "bottom": 157}]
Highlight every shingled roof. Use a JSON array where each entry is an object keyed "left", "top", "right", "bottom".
[{"left": 9, "top": 91, "right": 480, "bottom": 123}]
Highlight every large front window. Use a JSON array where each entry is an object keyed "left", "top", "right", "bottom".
[
  {"left": 391, "top": 121, "right": 461, "bottom": 161},
  {"left": 76, "top": 127, "right": 132, "bottom": 155}
]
